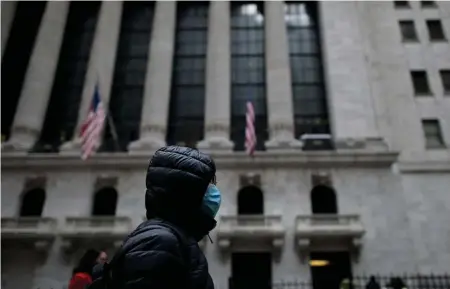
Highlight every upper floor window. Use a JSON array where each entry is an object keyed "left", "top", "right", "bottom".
[
  {"left": 34, "top": 2, "right": 100, "bottom": 153},
  {"left": 102, "top": 2, "right": 155, "bottom": 152},
  {"left": 166, "top": 2, "right": 209, "bottom": 148},
  {"left": 92, "top": 187, "right": 118, "bottom": 216},
  {"left": 238, "top": 186, "right": 264, "bottom": 215},
  {"left": 230, "top": 2, "right": 268, "bottom": 151},
  {"left": 411, "top": 70, "right": 432, "bottom": 95},
  {"left": 426, "top": 20, "right": 446, "bottom": 41},
  {"left": 1, "top": 2, "right": 47, "bottom": 142},
  {"left": 440, "top": 70, "right": 450, "bottom": 94},
  {"left": 421, "top": 1, "right": 436, "bottom": 8},
  {"left": 311, "top": 185, "right": 337, "bottom": 214},
  {"left": 20, "top": 188, "right": 46, "bottom": 217},
  {"left": 399, "top": 20, "right": 418, "bottom": 42},
  {"left": 285, "top": 2, "right": 330, "bottom": 138},
  {"left": 393, "top": 1, "right": 409, "bottom": 8},
  {"left": 422, "top": 119, "right": 445, "bottom": 149}
]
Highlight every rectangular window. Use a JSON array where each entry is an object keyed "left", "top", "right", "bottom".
[
  {"left": 35, "top": 2, "right": 101, "bottom": 153},
  {"left": 166, "top": 2, "right": 209, "bottom": 148},
  {"left": 230, "top": 2, "right": 268, "bottom": 151},
  {"left": 286, "top": 2, "right": 329, "bottom": 138},
  {"left": 427, "top": 20, "right": 446, "bottom": 41},
  {"left": 399, "top": 20, "right": 418, "bottom": 42},
  {"left": 421, "top": 1, "right": 436, "bottom": 8},
  {"left": 440, "top": 70, "right": 450, "bottom": 94},
  {"left": 411, "top": 71, "right": 432, "bottom": 95},
  {"left": 102, "top": 2, "right": 155, "bottom": 152},
  {"left": 422, "top": 119, "right": 445, "bottom": 149},
  {"left": 393, "top": 1, "right": 409, "bottom": 8}
]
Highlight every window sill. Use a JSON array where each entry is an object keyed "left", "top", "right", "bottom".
[
  {"left": 414, "top": 93, "right": 433, "bottom": 97},
  {"left": 429, "top": 38, "right": 447, "bottom": 43},
  {"left": 402, "top": 39, "right": 419, "bottom": 44}
]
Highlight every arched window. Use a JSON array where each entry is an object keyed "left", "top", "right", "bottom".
[
  {"left": 311, "top": 185, "right": 337, "bottom": 214},
  {"left": 19, "top": 188, "right": 46, "bottom": 217},
  {"left": 237, "top": 186, "right": 264, "bottom": 215},
  {"left": 92, "top": 187, "right": 118, "bottom": 216}
]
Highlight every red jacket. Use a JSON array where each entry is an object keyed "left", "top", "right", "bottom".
[{"left": 69, "top": 272, "right": 92, "bottom": 289}]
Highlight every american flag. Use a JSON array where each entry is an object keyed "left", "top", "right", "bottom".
[
  {"left": 80, "top": 84, "right": 106, "bottom": 160},
  {"left": 244, "top": 101, "right": 256, "bottom": 156}
]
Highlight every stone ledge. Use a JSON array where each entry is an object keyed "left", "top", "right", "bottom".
[
  {"left": 1, "top": 150, "right": 399, "bottom": 170},
  {"left": 397, "top": 161, "right": 450, "bottom": 173}
]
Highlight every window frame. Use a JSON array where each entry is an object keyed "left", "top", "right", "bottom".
[
  {"left": 393, "top": 1, "right": 410, "bottom": 9},
  {"left": 439, "top": 70, "right": 450, "bottom": 95},
  {"left": 422, "top": 119, "right": 445, "bottom": 149},
  {"left": 426, "top": 20, "right": 447, "bottom": 41},
  {"left": 166, "top": 2, "right": 209, "bottom": 148},
  {"left": 399, "top": 20, "right": 419, "bottom": 42},
  {"left": 101, "top": 2, "right": 155, "bottom": 152},
  {"left": 230, "top": 2, "right": 268, "bottom": 151},
  {"left": 411, "top": 70, "right": 432, "bottom": 96},
  {"left": 285, "top": 2, "right": 330, "bottom": 138}
]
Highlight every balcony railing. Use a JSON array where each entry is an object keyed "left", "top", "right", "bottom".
[
  {"left": 1, "top": 217, "right": 57, "bottom": 240},
  {"left": 295, "top": 214, "right": 365, "bottom": 237},
  {"left": 1, "top": 217, "right": 57, "bottom": 250},
  {"left": 217, "top": 215, "right": 285, "bottom": 250},
  {"left": 61, "top": 216, "right": 132, "bottom": 238},
  {"left": 295, "top": 214, "right": 365, "bottom": 255}
]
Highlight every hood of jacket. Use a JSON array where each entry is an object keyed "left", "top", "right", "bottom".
[{"left": 145, "top": 146, "right": 217, "bottom": 241}]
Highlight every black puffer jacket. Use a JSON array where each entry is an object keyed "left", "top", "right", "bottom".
[{"left": 119, "top": 146, "right": 217, "bottom": 289}]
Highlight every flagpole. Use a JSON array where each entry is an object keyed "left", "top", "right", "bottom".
[{"left": 96, "top": 74, "right": 121, "bottom": 151}]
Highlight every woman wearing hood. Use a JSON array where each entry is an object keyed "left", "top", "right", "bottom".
[{"left": 94, "top": 146, "right": 220, "bottom": 289}]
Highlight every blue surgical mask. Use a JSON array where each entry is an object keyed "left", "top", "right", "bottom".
[{"left": 202, "top": 184, "right": 221, "bottom": 218}]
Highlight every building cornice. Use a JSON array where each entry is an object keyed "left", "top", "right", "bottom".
[
  {"left": 397, "top": 161, "right": 450, "bottom": 173},
  {"left": 1, "top": 150, "right": 399, "bottom": 171}
]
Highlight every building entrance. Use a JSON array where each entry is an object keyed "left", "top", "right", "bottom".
[
  {"left": 310, "top": 251, "right": 352, "bottom": 289},
  {"left": 231, "top": 252, "right": 272, "bottom": 289}
]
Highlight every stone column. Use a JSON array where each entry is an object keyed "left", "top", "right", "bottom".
[
  {"left": 128, "top": 1, "right": 176, "bottom": 153},
  {"left": 60, "top": 2, "right": 123, "bottom": 153},
  {"left": 264, "top": 1, "right": 302, "bottom": 150},
  {"left": 1, "top": 1, "right": 17, "bottom": 57},
  {"left": 320, "top": 1, "right": 387, "bottom": 150},
  {"left": 2, "top": 2, "right": 69, "bottom": 153},
  {"left": 197, "top": 1, "right": 234, "bottom": 151}
]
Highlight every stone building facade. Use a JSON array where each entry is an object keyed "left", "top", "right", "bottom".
[{"left": 1, "top": 1, "right": 450, "bottom": 289}]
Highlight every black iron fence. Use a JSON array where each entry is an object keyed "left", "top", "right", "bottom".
[{"left": 271, "top": 274, "right": 450, "bottom": 289}]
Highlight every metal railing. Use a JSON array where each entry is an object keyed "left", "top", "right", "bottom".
[{"left": 271, "top": 274, "right": 450, "bottom": 289}]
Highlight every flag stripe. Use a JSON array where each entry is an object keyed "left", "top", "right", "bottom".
[
  {"left": 80, "top": 85, "right": 106, "bottom": 160},
  {"left": 245, "top": 101, "right": 256, "bottom": 156}
]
